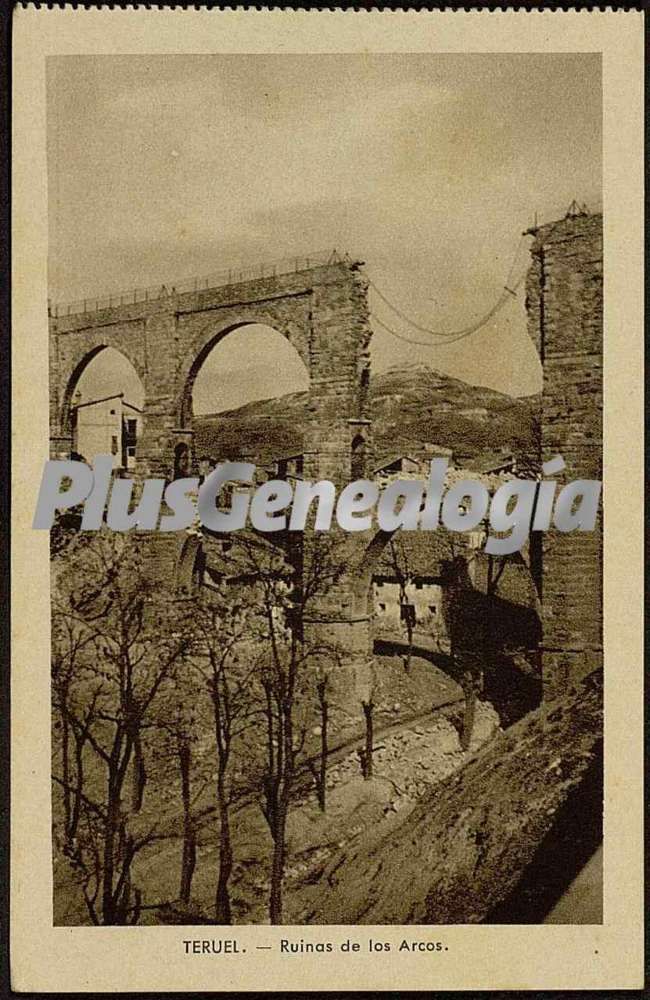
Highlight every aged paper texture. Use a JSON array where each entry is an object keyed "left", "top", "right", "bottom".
[{"left": 11, "top": 7, "right": 644, "bottom": 992}]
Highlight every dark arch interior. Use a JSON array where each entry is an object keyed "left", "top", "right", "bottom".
[
  {"left": 173, "top": 441, "right": 191, "bottom": 480},
  {"left": 350, "top": 433, "right": 367, "bottom": 480}
]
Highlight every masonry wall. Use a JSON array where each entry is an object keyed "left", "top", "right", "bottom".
[{"left": 526, "top": 213, "right": 603, "bottom": 696}]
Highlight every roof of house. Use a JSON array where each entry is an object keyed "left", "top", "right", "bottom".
[
  {"left": 72, "top": 391, "right": 142, "bottom": 414},
  {"left": 421, "top": 443, "right": 454, "bottom": 457},
  {"left": 472, "top": 450, "right": 515, "bottom": 473},
  {"left": 372, "top": 453, "right": 421, "bottom": 474}
]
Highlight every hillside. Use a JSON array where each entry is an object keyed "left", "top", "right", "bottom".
[
  {"left": 290, "top": 670, "right": 602, "bottom": 925},
  {"left": 194, "top": 363, "right": 540, "bottom": 469}
]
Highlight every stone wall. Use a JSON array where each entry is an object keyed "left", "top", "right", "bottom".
[{"left": 526, "top": 213, "right": 603, "bottom": 697}]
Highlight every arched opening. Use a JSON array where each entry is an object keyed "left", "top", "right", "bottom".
[
  {"left": 173, "top": 442, "right": 191, "bottom": 481},
  {"left": 350, "top": 433, "right": 367, "bottom": 481},
  {"left": 64, "top": 347, "right": 145, "bottom": 470},
  {"left": 350, "top": 528, "right": 398, "bottom": 621},
  {"left": 187, "top": 323, "right": 309, "bottom": 474}
]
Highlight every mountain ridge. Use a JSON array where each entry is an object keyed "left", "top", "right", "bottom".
[{"left": 194, "top": 363, "right": 541, "bottom": 469}]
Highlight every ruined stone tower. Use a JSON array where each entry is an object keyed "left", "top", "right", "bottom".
[{"left": 526, "top": 212, "right": 603, "bottom": 697}]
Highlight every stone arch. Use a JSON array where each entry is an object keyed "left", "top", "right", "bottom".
[
  {"left": 302, "top": 527, "right": 402, "bottom": 677},
  {"left": 178, "top": 316, "right": 310, "bottom": 429},
  {"left": 58, "top": 342, "right": 146, "bottom": 438},
  {"left": 50, "top": 261, "right": 373, "bottom": 616},
  {"left": 60, "top": 345, "right": 106, "bottom": 435},
  {"left": 350, "top": 527, "right": 400, "bottom": 622}
]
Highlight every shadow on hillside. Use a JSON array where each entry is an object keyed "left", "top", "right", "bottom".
[
  {"left": 374, "top": 636, "right": 458, "bottom": 677},
  {"left": 374, "top": 632, "right": 541, "bottom": 729},
  {"left": 485, "top": 740, "right": 603, "bottom": 923}
]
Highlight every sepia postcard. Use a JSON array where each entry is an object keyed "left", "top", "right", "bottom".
[{"left": 11, "top": 7, "right": 644, "bottom": 993}]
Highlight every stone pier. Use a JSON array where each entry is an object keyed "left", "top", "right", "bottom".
[{"left": 526, "top": 212, "right": 603, "bottom": 697}]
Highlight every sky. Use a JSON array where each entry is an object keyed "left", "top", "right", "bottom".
[{"left": 47, "top": 53, "right": 601, "bottom": 412}]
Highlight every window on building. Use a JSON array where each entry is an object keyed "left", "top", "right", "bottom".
[
  {"left": 400, "top": 603, "right": 416, "bottom": 628},
  {"left": 111, "top": 435, "right": 118, "bottom": 455},
  {"left": 378, "top": 602, "right": 386, "bottom": 613},
  {"left": 126, "top": 418, "right": 137, "bottom": 437},
  {"left": 429, "top": 604, "right": 437, "bottom": 615},
  {"left": 415, "top": 581, "right": 423, "bottom": 590}
]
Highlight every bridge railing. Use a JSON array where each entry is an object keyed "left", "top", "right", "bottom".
[{"left": 50, "top": 249, "right": 351, "bottom": 318}]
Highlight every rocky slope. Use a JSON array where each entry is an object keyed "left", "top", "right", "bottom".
[{"left": 289, "top": 670, "right": 602, "bottom": 925}]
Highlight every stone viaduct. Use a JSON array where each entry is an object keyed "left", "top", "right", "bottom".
[
  {"left": 49, "top": 212, "right": 603, "bottom": 701},
  {"left": 50, "top": 256, "right": 372, "bottom": 485},
  {"left": 49, "top": 257, "right": 379, "bottom": 683}
]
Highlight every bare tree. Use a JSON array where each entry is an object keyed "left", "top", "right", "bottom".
[
  {"left": 440, "top": 550, "right": 484, "bottom": 752},
  {"left": 360, "top": 699, "right": 374, "bottom": 779},
  {"left": 177, "top": 729, "right": 197, "bottom": 907},
  {"left": 51, "top": 530, "right": 190, "bottom": 925},
  {"left": 306, "top": 654, "right": 342, "bottom": 812},
  {"left": 229, "top": 531, "right": 347, "bottom": 924},
  {"left": 388, "top": 538, "right": 415, "bottom": 673},
  {"left": 153, "top": 668, "right": 212, "bottom": 909},
  {"left": 191, "top": 584, "right": 263, "bottom": 924},
  {"left": 252, "top": 574, "right": 309, "bottom": 925},
  {"left": 51, "top": 610, "right": 98, "bottom": 852},
  {"left": 308, "top": 672, "right": 329, "bottom": 811}
]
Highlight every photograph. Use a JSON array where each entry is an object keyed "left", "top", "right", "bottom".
[
  {"left": 9, "top": 8, "right": 643, "bottom": 993},
  {"left": 46, "top": 51, "right": 603, "bottom": 928}
]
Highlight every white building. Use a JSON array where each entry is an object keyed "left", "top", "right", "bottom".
[
  {"left": 373, "top": 576, "right": 444, "bottom": 631},
  {"left": 71, "top": 392, "right": 142, "bottom": 470}
]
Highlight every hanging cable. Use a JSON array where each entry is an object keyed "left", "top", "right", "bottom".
[
  {"left": 368, "top": 234, "right": 525, "bottom": 340},
  {"left": 370, "top": 271, "right": 526, "bottom": 348}
]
